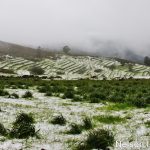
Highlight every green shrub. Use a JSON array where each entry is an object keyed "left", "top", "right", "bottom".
[
  {"left": 129, "top": 98, "right": 147, "bottom": 108},
  {"left": 38, "top": 86, "right": 49, "bottom": 93},
  {"left": 45, "top": 91, "right": 52, "bottom": 96},
  {"left": 9, "top": 113, "right": 36, "bottom": 139},
  {"left": 13, "top": 113, "right": 35, "bottom": 125},
  {"left": 0, "top": 89, "right": 9, "bottom": 96},
  {"left": 11, "top": 93, "right": 19, "bottom": 99},
  {"left": 29, "top": 66, "right": 45, "bottom": 75},
  {"left": 145, "top": 121, "right": 150, "bottom": 128},
  {"left": 67, "top": 123, "right": 82, "bottom": 134},
  {"left": 76, "top": 129, "right": 114, "bottom": 150},
  {"left": 94, "top": 115, "right": 125, "bottom": 124},
  {"left": 63, "top": 90, "right": 74, "bottom": 99},
  {"left": 51, "top": 114, "right": 66, "bottom": 125},
  {"left": 0, "top": 123, "right": 7, "bottom": 136},
  {"left": 22, "top": 91, "right": 33, "bottom": 98},
  {"left": 72, "top": 95, "right": 82, "bottom": 102},
  {"left": 82, "top": 117, "right": 93, "bottom": 130}
]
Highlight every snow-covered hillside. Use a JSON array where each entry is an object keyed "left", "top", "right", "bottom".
[{"left": 0, "top": 54, "right": 150, "bottom": 80}]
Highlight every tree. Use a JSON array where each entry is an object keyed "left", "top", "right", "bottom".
[
  {"left": 29, "top": 66, "right": 44, "bottom": 75},
  {"left": 63, "top": 46, "right": 71, "bottom": 54},
  {"left": 144, "top": 56, "right": 150, "bottom": 66},
  {"left": 128, "top": 64, "right": 133, "bottom": 72},
  {"left": 37, "top": 46, "right": 42, "bottom": 58}
]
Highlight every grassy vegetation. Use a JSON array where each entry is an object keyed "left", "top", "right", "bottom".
[
  {"left": 0, "top": 123, "right": 8, "bottom": 136},
  {"left": 145, "top": 121, "right": 150, "bottom": 128},
  {"left": 9, "top": 113, "right": 37, "bottom": 139},
  {"left": 0, "top": 113, "right": 38, "bottom": 139},
  {"left": 82, "top": 117, "right": 93, "bottom": 130},
  {"left": 50, "top": 114, "right": 66, "bottom": 125},
  {"left": 29, "top": 66, "right": 45, "bottom": 75},
  {"left": 0, "top": 77, "right": 149, "bottom": 108},
  {"left": 22, "top": 91, "right": 33, "bottom": 98},
  {"left": 67, "top": 123, "right": 82, "bottom": 134},
  {"left": 75, "top": 129, "right": 114, "bottom": 150},
  {"left": 93, "top": 115, "right": 125, "bottom": 124},
  {"left": 11, "top": 93, "right": 19, "bottom": 99},
  {"left": 67, "top": 117, "right": 93, "bottom": 135},
  {"left": 103, "top": 103, "right": 135, "bottom": 111}
]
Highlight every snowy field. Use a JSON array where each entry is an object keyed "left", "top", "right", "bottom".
[{"left": 0, "top": 88, "right": 149, "bottom": 150}]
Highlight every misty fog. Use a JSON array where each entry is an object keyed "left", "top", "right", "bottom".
[{"left": 0, "top": 0, "right": 150, "bottom": 56}]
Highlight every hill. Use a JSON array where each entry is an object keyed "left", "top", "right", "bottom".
[
  {"left": 0, "top": 54, "right": 150, "bottom": 80},
  {"left": 0, "top": 41, "right": 53, "bottom": 59}
]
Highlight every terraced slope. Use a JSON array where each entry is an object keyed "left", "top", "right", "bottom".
[{"left": 0, "top": 54, "right": 150, "bottom": 79}]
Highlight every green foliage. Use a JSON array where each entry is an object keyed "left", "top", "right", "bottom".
[
  {"left": 67, "top": 123, "right": 82, "bottom": 134},
  {"left": 13, "top": 113, "right": 35, "bottom": 126},
  {"left": 0, "top": 77, "right": 150, "bottom": 108},
  {"left": 63, "top": 90, "right": 74, "bottom": 99},
  {"left": 0, "top": 89, "right": 9, "bottom": 96},
  {"left": 145, "top": 121, "right": 150, "bottom": 128},
  {"left": 0, "top": 123, "right": 7, "bottom": 136},
  {"left": 144, "top": 56, "right": 150, "bottom": 66},
  {"left": 11, "top": 93, "right": 19, "bottom": 99},
  {"left": 63, "top": 45, "right": 71, "bottom": 54},
  {"left": 45, "top": 91, "right": 52, "bottom": 96},
  {"left": 29, "top": 66, "right": 45, "bottom": 75},
  {"left": 82, "top": 117, "right": 93, "bottom": 130},
  {"left": 76, "top": 129, "right": 114, "bottom": 150},
  {"left": 51, "top": 114, "right": 66, "bottom": 125},
  {"left": 105, "top": 103, "right": 134, "bottom": 111},
  {"left": 0, "top": 68, "right": 15, "bottom": 74},
  {"left": 94, "top": 115, "right": 125, "bottom": 124},
  {"left": 9, "top": 113, "right": 36, "bottom": 139},
  {"left": 22, "top": 91, "right": 33, "bottom": 98}
]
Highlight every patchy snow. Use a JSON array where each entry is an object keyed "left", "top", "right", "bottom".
[
  {"left": 17, "top": 70, "right": 30, "bottom": 76},
  {"left": 0, "top": 89, "right": 149, "bottom": 150},
  {"left": 0, "top": 97, "right": 35, "bottom": 106},
  {"left": 0, "top": 54, "right": 150, "bottom": 79}
]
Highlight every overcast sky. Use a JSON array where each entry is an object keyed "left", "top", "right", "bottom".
[{"left": 0, "top": 0, "right": 150, "bottom": 54}]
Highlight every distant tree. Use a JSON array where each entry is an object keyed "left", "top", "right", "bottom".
[
  {"left": 109, "top": 65, "right": 116, "bottom": 71},
  {"left": 128, "top": 64, "right": 133, "bottom": 72},
  {"left": 144, "top": 56, "right": 150, "bottom": 66},
  {"left": 29, "top": 66, "right": 44, "bottom": 75},
  {"left": 37, "top": 46, "right": 42, "bottom": 58},
  {"left": 63, "top": 46, "right": 71, "bottom": 54}
]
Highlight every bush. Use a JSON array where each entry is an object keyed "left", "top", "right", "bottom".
[
  {"left": 9, "top": 122, "right": 36, "bottom": 139},
  {"left": 63, "top": 90, "right": 74, "bottom": 99},
  {"left": 67, "top": 123, "right": 82, "bottom": 134},
  {"left": 89, "top": 92, "right": 106, "bottom": 103},
  {"left": 38, "top": 86, "right": 49, "bottom": 93},
  {"left": 76, "top": 129, "right": 114, "bottom": 150},
  {"left": 0, "top": 89, "right": 9, "bottom": 96},
  {"left": 13, "top": 113, "right": 35, "bottom": 125},
  {"left": 45, "top": 91, "right": 52, "bottom": 96},
  {"left": 145, "top": 121, "right": 150, "bottom": 128},
  {"left": 128, "top": 97, "right": 147, "bottom": 108},
  {"left": 29, "top": 66, "right": 45, "bottom": 75},
  {"left": 9, "top": 113, "right": 36, "bottom": 139},
  {"left": 11, "top": 93, "right": 19, "bottom": 99},
  {"left": 0, "top": 123, "right": 7, "bottom": 136},
  {"left": 22, "top": 91, "right": 33, "bottom": 98},
  {"left": 82, "top": 117, "right": 93, "bottom": 130},
  {"left": 51, "top": 114, "right": 66, "bottom": 125}
]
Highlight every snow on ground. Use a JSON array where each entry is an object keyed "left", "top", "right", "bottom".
[
  {"left": 0, "top": 54, "right": 150, "bottom": 80},
  {"left": 0, "top": 89, "right": 149, "bottom": 150}
]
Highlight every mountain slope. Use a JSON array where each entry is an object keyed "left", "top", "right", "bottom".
[
  {"left": 0, "top": 41, "right": 52, "bottom": 58},
  {"left": 0, "top": 54, "right": 150, "bottom": 80}
]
